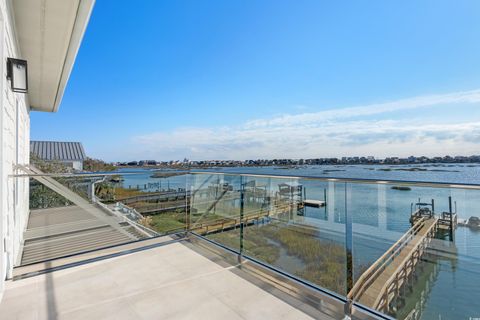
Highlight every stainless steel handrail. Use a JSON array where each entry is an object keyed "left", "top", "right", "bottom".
[
  {"left": 190, "top": 171, "right": 480, "bottom": 190},
  {"left": 9, "top": 171, "right": 188, "bottom": 178},
  {"left": 9, "top": 169, "right": 480, "bottom": 190}
]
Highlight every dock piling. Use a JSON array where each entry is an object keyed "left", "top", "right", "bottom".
[{"left": 449, "top": 196, "right": 454, "bottom": 241}]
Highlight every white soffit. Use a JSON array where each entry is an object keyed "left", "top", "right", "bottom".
[{"left": 12, "top": 0, "right": 95, "bottom": 112}]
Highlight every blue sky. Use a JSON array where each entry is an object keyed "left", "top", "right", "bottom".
[{"left": 31, "top": 0, "right": 480, "bottom": 161}]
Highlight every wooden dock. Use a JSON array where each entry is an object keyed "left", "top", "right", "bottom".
[
  {"left": 348, "top": 216, "right": 439, "bottom": 314},
  {"left": 348, "top": 198, "right": 458, "bottom": 316},
  {"left": 117, "top": 190, "right": 189, "bottom": 204},
  {"left": 190, "top": 211, "right": 269, "bottom": 235},
  {"left": 303, "top": 199, "right": 326, "bottom": 207},
  {"left": 190, "top": 200, "right": 299, "bottom": 235}
]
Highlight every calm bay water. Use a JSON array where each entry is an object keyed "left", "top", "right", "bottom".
[
  {"left": 198, "top": 163, "right": 480, "bottom": 184},
  {"left": 117, "top": 164, "right": 480, "bottom": 319}
]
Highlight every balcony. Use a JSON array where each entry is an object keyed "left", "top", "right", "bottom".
[
  {"left": 1, "top": 241, "right": 322, "bottom": 320},
  {"left": 2, "top": 168, "right": 480, "bottom": 319}
]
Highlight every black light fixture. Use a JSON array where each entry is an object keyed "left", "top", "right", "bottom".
[{"left": 7, "top": 58, "right": 28, "bottom": 93}]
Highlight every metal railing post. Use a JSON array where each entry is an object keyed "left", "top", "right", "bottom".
[
  {"left": 345, "top": 182, "right": 354, "bottom": 318},
  {"left": 185, "top": 175, "right": 192, "bottom": 238},
  {"left": 238, "top": 176, "right": 245, "bottom": 264},
  {"left": 449, "top": 196, "right": 454, "bottom": 241},
  {"left": 343, "top": 298, "right": 353, "bottom": 320}
]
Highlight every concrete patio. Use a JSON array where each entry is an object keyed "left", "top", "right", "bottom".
[{"left": 0, "top": 241, "right": 321, "bottom": 320}]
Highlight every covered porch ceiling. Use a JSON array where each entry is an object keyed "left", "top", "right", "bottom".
[{"left": 11, "top": 0, "right": 95, "bottom": 112}]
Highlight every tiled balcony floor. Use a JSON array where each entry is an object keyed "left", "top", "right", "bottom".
[{"left": 0, "top": 241, "right": 320, "bottom": 320}]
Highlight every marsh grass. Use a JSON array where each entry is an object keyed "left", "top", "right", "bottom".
[{"left": 208, "top": 222, "right": 365, "bottom": 295}]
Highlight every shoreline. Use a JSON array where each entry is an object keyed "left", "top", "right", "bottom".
[{"left": 113, "top": 162, "right": 480, "bottom": 171}]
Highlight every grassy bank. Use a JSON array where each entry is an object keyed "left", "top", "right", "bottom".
[{"left": 207, "top": 222, "right": 362, "bottom": 295}]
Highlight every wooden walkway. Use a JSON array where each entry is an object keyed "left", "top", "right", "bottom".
[
  {"left": 348, "top": 217, "right": 439, "bottom": 314},
  {"left": 190, "top": 201, "right": 298, "bottom": 235},
  {"left": 190, "top": 211, "right": 269, "bottom": 235},
  {"left": 117, "top": 190, "right": 189, "bottom": 204}
]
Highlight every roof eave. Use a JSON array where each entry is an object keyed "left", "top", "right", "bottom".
[
  {"left": 49, "top": 0, "right": 95, "bottom": 113},
  {"left": 12, "top": 0, "right": 95, "bottom": 113}
]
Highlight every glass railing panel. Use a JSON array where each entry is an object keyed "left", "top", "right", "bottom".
[
  {"left": 240, "top": 175, "right": 303, "bottom": 268},
  {"left": 106, "top": 170, "right": 189, "bottom": 234},
  {"left": 189, "top": 173, "right": 350, "bottom": 297},
  {"left": 348, "top": 181, "right": 480, "bottom": 320},
  {"left": 189, "top": 173, "right": 242, "bottom": 251},
  {"left": 242, "top": 176, "right": 349, "bottom": 296}
]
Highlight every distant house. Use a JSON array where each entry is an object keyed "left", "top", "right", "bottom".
[
  {"left": 139, "top": 160, "right": 157, "bottom": 166},
  {"left": 30, "top": 141, "right": 87, "bottom": 171}
]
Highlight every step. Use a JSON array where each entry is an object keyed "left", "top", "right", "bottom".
[
  {"left": 24, "top": 219, "right": 108, "bottom": 241},
  {"left": 22, "top": 229, "right": 131, "bottom": 255},
  {"left": 21, "top": 235, "right": 133, "bottom": 265}
]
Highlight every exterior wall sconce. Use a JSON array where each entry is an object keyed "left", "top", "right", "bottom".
[{"left": 7, "top": 58, "right": 28, "bottom": 93}]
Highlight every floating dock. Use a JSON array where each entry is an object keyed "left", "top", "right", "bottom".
[{"left": 303, "top": 199, "right": 326, "bottom": 207}]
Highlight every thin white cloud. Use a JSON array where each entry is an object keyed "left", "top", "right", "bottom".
[
  {"left": 131, "top": 89, "right": 480, "bottom": 160},
  {"left": 245, "top": 89, "right": 480, "bottom": 128}
]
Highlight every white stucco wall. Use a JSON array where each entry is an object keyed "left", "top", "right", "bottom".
[
  {"left": 0, "top": 0, "right": 30, "bottom": 300},
  {"left": 72, "top": 160, "right": 83, "bottom": 171}
]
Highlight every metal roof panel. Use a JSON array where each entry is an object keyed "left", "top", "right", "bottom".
[{"left": 30, "top": 141, "right": 86, "bottom": 161}]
